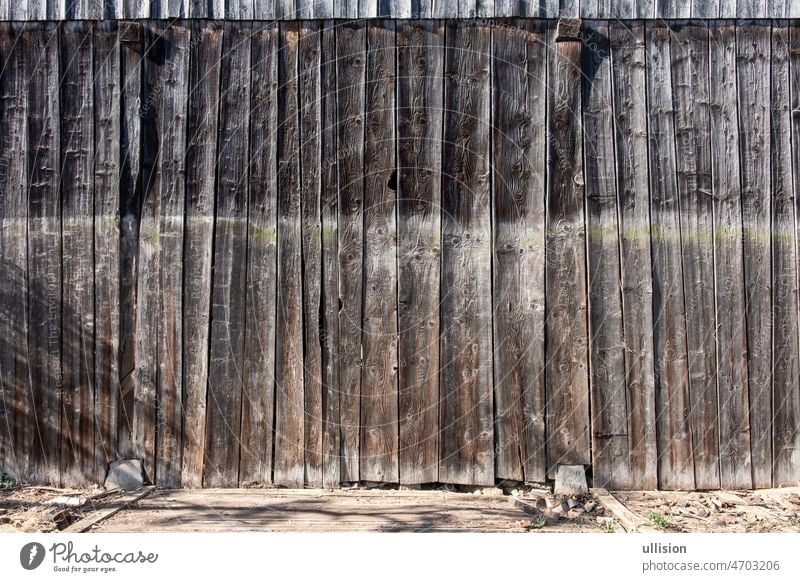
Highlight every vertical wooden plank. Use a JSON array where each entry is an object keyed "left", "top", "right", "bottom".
[
  {"left": 397, "top": 20, "right": 443, "bottom": 485},
  {"left": 204, "top": 22, "right": 251, "bottom": 488},
  {"left": 609, "top": 21, "right": 658, "bottom": 490},
  {"left": 93, "top": 20, "right": 121, "bottom": 484},
  {"left": 320, "top": 21, "right": 341, "bottom": 489},
  {"left": 0, "top": 23, "right": 29, "bottom": 481},
  {"left": 432, "top": 0, "right": 457, "bottom": 19},
  {"left": 274, "top": 21, "right": 305, "bottom": 487},
  {"left": 298, "top": 21, "right": 324, "bottom": 487},
  {"left": 48, "top": 0, "right": 66, "bottom": 19},
  {"left": 458, "top": 0, "right": 476, "bottom": 17},
  {"left": 645, "top": 22, "right": 695, "bottom": 490},
  {"left": 671, "top": 22, "right": 720, "bottom": 490},
  {"left": 582, "top": 22, "right": 629, "bottom": 490},
  {"left": 737, "top": 0, "right": 767, "bottom": 17},
  {"left": 254, "top": 0, "right": 275, "bottom": 19},
  {"left": 494, "top": 0, "right": 517, "bottom": 17},
  {"left": 360, "top": 20, "right": 399, "bottom": 484},
  {"left": 240, "top": 21, "right": 278, "bottom": 487},
  {"left": 692, "top": 0, "right": 719, "bottom": 17},
  {"left": 439, "top": 20, "right": 494, "bottom": 486},
  {"left": 123, "top": 0, "right": 148, "bottom": 18},
  {"left": 737, "top": 21, "right": 772, "bottom": 489},
  {"left": 275, "top": 0, "right": 294, "bottom": 18},
  {"left": 26, "top": 22, "right": 61, "bottom": 486},
  {"left": 545, "top": 19, "right": 590, "bottom": 478},
  {"left": 491, "top": 19, "right": 547, "bottom": 484},
  {"left": 154, "top": 22, "right": 189, "bottom": 490},
  {"left": 336, "top": 21, "right": 366, "bottom": 484},
  {"left": 771, "top": 22, "right": 800, "bottom": 487},
  {"left": 9, "top": 1, "right": 28, "bottom": 20},
  {"left": 29, "top": 0, "right": 46, "bottom": 19},
  {"left": 708, "top": 22, "right": 753, "bottom": 489},
  {"left": 59, "top": 21, "right": 95, "bottom": 487},
  {"left": 636, "top": 0, "right": 655, "bottom": 18}
]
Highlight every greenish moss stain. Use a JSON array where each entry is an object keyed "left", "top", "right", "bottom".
[{"left": 248, "top": 226, "right": 277, "bottom": 245}]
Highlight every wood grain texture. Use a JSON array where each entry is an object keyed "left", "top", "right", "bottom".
[
  {"left": 240, "top": 21, "right": 278, "bottom": 486},
  {"left": 545, "top": 20, "right": 590, "bottom": 478},
  {"left": 609, "top": 21, "right": 658, "bottom": 490},
  {"left": 439, "top": 20, "right": 494, "bottom": 486},
  {"left": 645, "top": 22, "right": 695, "bottom": 491},
  {"left": 274, "top": 21, "right": 305, "bottom": 487},
  {"left": 204, "top": 22, "right": 251, "bottom": 488},
  {"left": 336, "top": 21, "right": 366, "bottom": 484},
  {"left": 708, "top": 22, "right": 753, "bottom": 489},
  {"left": 397, "top": 19, "right": 443, "bottom": 485},
  {"left": 737, "top": 21, "right": 773, "bottom": 489},
  {"left": 59, "top": 21, "right": 96, "bottom": 487},
  {"left": 491, "top": 19, "right": 547, "bottom": 484}
]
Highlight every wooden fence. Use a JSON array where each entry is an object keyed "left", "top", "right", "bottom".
[{"left": 0, "top": 18, "right": 798, "bottom": 490}]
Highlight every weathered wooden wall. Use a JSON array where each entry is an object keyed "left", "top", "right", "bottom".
[{"left": 0, "top": 18, "right": 799, "bottom": 490}]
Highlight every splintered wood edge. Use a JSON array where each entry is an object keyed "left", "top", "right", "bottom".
[
  {"left": 591, "top": 488, "right": 655, "bottom": 533},
  {"left": 62, "top": 486, "right": 156, "bottom": 533}
]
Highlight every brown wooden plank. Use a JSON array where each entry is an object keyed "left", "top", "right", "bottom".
[
  {"left": 609, "top": 20, "right": 658, "bottom": 490},
  {"left": 59, "top": 21, "right": 96, "bottom": 487},
  {"left": 582, "top": 22, "right": 629, "bottom": 489},
  {"left": 772, "top": 22, "right": 800, "bottom": 487},
  {"left": 737, "top": 21, "right": 773, "bottom": 489},
  {"left": 439, "top": 20, "right": 494, "bottom": 486},
  {"left": 204, "top": 22, "right": 251, "bottom": 488},
  {"left": 360, "top": 20, "right": 399, "bottom": 484},
  {"left": 0, "top": 23, "right": 30, "bottom": 481},
  {"left": 397, "top": 19, "right": 443, "bottom": 485},
  {"left": 320, "top": 20, "right": 341, "bottom": 489},
  {"left": 490, "top": 19, "right": 547, "bottom": 484},
  {"left": 26, "top": 22, "right": 62, "bottom": 486},
  {"left": 240, "top": 21, "right": 278, "bottom": 486},
  {"left": 671, "top": 22, "right": 720, "bottom": 490},
  {"left": 298, "top": 21, "right": 324, "bottom": 487},
  {"left": 645, "top": 22, "right": 695, "bottom": 490},
  {"left": 545, "top": 19, "right": 591, "bottom": 478},
  {"left": 274, "top": 21, "right": 305, "bottom": 488},
  {"left": 155, "top": 22, "right": 189, "bottom": 489},
  {"left": 708, "top": 21, "right": 753, "bottom": 489},
  {"left": 336, "top": 21, "right": 366, "bottom": 484}
]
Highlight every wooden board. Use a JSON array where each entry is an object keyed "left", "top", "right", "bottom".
[
  {"left": 771, "top": 22, "right": 800, "bottom": 487},
  {"left": 491, "top": 19, "right": 547, "bottom": 484},
  {"left": 397, "top": 20, "right": 443, "bottom": 485},
  {"left": 274, "top": 21, "right": 305, "bottom": 488},
  {"left": 671, "top": 22, "right": 720, "bottom": 490},
  {"left": 608, "top": 20, "right": 658, "bottom": 490},
  {"left": 59, "top": 21, "right": 96, "bottom": 487},
  {"left": 240, "top": 21, "right": 278, "bottom": 487},
  {"left": 545, "top": 19, "right": 590, "bottom": 478},
  {"left": 360, "top": 20, "right": 399, "bottom": 484},
  {"left": 439, "top": 20, "right": 494, "bottom": 486},
  {"left": 737, "top": 21, "right": 773, "bottom": 489},
  {"left": 182, "top": 20, "right": 222, "bottom": 489},
  {"left": 336, "top": 21, "right": 366, "bottom": 484},
  {"left": 708, "top": 21, "right": 753, "bottom": 489},
  {"left": 645, "top": 22, "right": 694, "bottom": 490},
  {"left": 203, "top": 22, "right": 251, "bottom": 488}
]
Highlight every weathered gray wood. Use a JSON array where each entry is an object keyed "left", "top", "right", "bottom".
[
  {"left": 692, "top": 0, "right": 719, "bottom": 17},
  {"left": 772, "top": 22, "right": 800, "bottom": 487},
  {"left": 92, "top": 20, "right": 121, "bottom": 484},
  {"left": 645, "top": 22, "right": 695, "bottom": 491},
  {"left": 59, "top": 21, "right": 96, "bottom": 487},
  {"left": 439, "top": 20, "right": 494, "bottom": 486},
  {"left": 432, "top": 0, "right": 457, "bottom": 18},
  {"left": 298, "top": 21, "right": 324, "bottom": 487},
  {"left": 671, "top": 23, "right": 720, "bottom": 491},
  {"left": 360, "top": 20, "right": 399, "bottom": 484},
  {"left": 182, "top": 21, "right": 221, "bottom": 489},
  {"left": 275, "top": 0, "right": 294, "bottom": 18},
  {"left": 320, "top": 20, "right": 340, "bottom": 488},
  {"left": 545, "top": 19, "right": 590, "bottom": 479},
  {"left": 204, "top": 22, "right": 251, "bottom": 488},
  {"left": 240, "top": 21, "right": 277, "bottom": 486},
  {"left": 491, "top": 19, "right": 547, "bottom": 484},
  {"left": 48, "top": 0, "right": 65, "bottom": 19},
  {"left": 0, "top": 23, "right": 29, "bottom": 480},
  {"left": 336, "top": 21, "right": 366, "bottom": 484},
  {"left": 609, "top": 21, "right": 658, "bottom": 491},
  {"left": 636, "top": 0, "right": 655, "bottom": 18},
  {"left": 274, "top": 21, "right": 305, "bottom": 487},
  {"left": 708, "top": 22, "right": 753, "bottom": 489},
  {"left": 737, "top": 0, "right": 767, "bottom": 17},
  {"left": 397, "top": 20, "right": 443, "bottom": 485},
  {"left": 122, "top": 0, "right": 148, "bottom": 18},
  {"left": 583, "top": 22, "right": 629, "bottom": 490},
  {"left": 253, "top": 0, "right": 275, "bottom": 19},
  {"left": 737, "top": 21, "right": 773, "bottom": 489}
]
